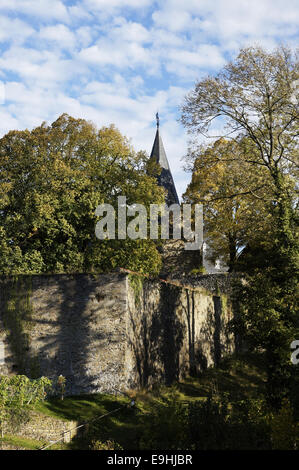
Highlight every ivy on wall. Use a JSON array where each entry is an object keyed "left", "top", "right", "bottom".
[{"left": 0, "top": 276, "right": 39, "bottom": 376}]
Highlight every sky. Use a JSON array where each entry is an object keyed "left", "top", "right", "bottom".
[{"left": 0, "top": 0, "right": 298, "bottom": 198}]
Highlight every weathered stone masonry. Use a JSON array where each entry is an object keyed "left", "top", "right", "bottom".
[{"left": 0, "top": 272, "right": 235, "bottom": 395}]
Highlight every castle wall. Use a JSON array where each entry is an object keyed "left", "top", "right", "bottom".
[
  {"left": 0, "top": 273, "right": 128, "bottom": 395},
  {"left": 0, "top": 272, "right": 235, "bottom": 395},
  {"left": 126, "top": 275, "right": 235, "bottom": 388}
]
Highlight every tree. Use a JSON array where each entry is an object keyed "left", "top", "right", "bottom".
[
  {"left": 181, "top": 46, "right": 299, "bottom": 407},
  {"left": 0, "top": 114, "right": 164, "bottom": 276},
  {"left": 183, "top": 138, "right": 273, "bottom": 270},
  {"left": 181, "top": 46, "right": 298, "bottom": 240},
  {"left": 0, "top": 375, "right": 52, "bottom": 439}
]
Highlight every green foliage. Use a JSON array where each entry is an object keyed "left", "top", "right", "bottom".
[
  {"left": 139, "top": 391, "right": 188, "bottom": 450},
  {"left": 90, "top": 439, "right": 123, "bottom": 450},
  {"left": 187, "top": 396, "right": 271, "bottom": 450},
  {"left": 138, "top": 391, "right": 275, "bottom": 450},
  {"left": 183, "top": 138, "right": 273, "bottom": 270},
  {"left": 139, "top": 392, "right": 298, "bottom": 450},
  {"left": 1, "top": 276, "right": 34, "bottom": 373},
  {"left": 128, "top": 273, "right": 144, "bottom": 306},
  {"left": 270, "top": 398, "right": 299, "bottom": 449},
  {"left": 0, "top": 114, "right": 164, "bottom": 276},
  {"left": 182, "top": 46, "right": 298, "bottom": 270},
  {"left": 233, "top": 201, "right": 298, "bottom": 408},
  {"left": 0, "top": 375, "right": 52, "bottom": 438},
  {"left": 181, "top": 46, "right": 298, "bottom": 187},
  {"left": 182, "top": 44, "right": 299, "bottom": 407},
  {"left": 189, "top": 266, "right": 206, "bottom": 275}
]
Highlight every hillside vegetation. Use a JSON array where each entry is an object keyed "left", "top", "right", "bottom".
[{"left": 3, "top": 352, "right": 297, "bottom": 450}]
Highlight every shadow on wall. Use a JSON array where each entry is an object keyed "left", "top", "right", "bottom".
[
  {"left": 128, "top": 281, "right": 230, "bottom": 388},
  {"left": 33, "top": 275, "right": 100, "bottom": 396},
  {"left": 159, "top": 283, "right": 185, "bottom": 384},
  {"left": 0, "top": 276, "right": 33, "bottom": 374},
  {"left": 127, "top": 282, "right": 184, "bottom": 388},
  {"left": 213, "top": 296, "right": 222, "bottom": 366},
  {"left": 183, "top": 289, "right": 207, "bottom": 374},
  {"left": 182, "top": 292, "right": 222, "bottom": 375},
  {"left": 0, "top": 273, "right": 234, "bottom": 395},
  {"left": 0, "top": 275, "right": 103, "bottom": 395}
]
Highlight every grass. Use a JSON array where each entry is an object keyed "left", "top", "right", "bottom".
[
  {"left": 5, "top": 352, "right": 268, "bottom": 450},
  {"left": 36, "top": 395, "right": 145, "bottom": 450}
]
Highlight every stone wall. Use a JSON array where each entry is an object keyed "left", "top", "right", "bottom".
[
  {"left": 0, "top": 272, "right": 235, "bottom": 395},
  {"left": 0, "top": 273, "right": 128, "bottom": 395},
  {"left": 126, "top": 275, "right": 235, "bottom": 388},
  {"left": 18, "top": 411, "right": 77, "bottom": 444}
]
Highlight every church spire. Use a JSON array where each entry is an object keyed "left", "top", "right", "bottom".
[{"left": 150, "top": 114, "right": 179, "bottom": 205}]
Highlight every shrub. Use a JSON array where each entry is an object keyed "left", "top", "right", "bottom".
[
  {"left": 139, "top": 391, "right": 188, "bottom": 450},
  {"left": 270, "top": 399, "right": 299, "bottom": 449},
  {"left": 90, "top": 439, "right": 123, "bottom": 450}
]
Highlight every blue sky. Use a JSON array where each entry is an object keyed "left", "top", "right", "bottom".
[{"left": 0, "top": 0, "right": 298, "bottom": 198}]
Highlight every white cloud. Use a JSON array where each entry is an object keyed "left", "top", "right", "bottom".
[
  {"left": 0, "top": 0, "right": 69, "bottom": 21},
  {"left": 76, "top": 26, "right": 94, "bottom": 48},
  {"left": 150, "top": 28, "right": 184, "bottom": 48},
  {"left": 79, "top": 40, "right": 153, "bottom": 69},
  {"left": 0, "top": 46, "right": 89, "bottom": 90},
  {"left": 0, "top": 109, "right": 19, "bottom": 135},
  {"left": 153, "top": 0, "right": 299, "bottom": 47},
  {"left": 38, "top": 24, "right": 76, "bottom": 49},
  {"left": 152, "top": 9, "right": 191, "bottom": 32},
  {"left": 83, "top": 0, "right": 151, "bottom": 10},
  {"left": 109, "top": 18, "right": 150, "bottom": 43},
  {"left": 0, "top": 16, "right": 35, "bottom": 44},
  {"left": 68, "top": 4, "right": 93, "bottom": 22},
  {"left": 167, "top": 45, "right": 225, "bottom": 68}
]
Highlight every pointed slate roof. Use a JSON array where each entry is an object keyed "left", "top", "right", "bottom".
[{"left": 150, "top": 115, "right": 180, "bottom": 205}]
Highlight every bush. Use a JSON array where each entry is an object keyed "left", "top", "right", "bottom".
[
  {"left": 187, "top": 396, "right": 271, "bottom": 450},
  {"left": 90, "top": 439, "right": 123, "bottom": 450},
  {"left": 139, "top": 391, "right": 188, "bottom": 450},
  {"left": 270, "top": 399, "right": 299, "bottom": 449},
  {"left": 139, "top": 392, "right": 278, "bottom": 450},
  {"left": 0, "top": 375, "right": 52, "bottom": 438}
]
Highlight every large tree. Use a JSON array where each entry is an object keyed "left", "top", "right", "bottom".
[
  {"left": 0, "top": 114, "right": 164, "bottom": 275},
  {"left": 183, "top": 138, "right": 273, "bottom": 270},
  {"left": 181, "top": 46, "right": 298, "bottom": 236},
  {"left": 181, "top": 46, "right": 299, "bottom": 407}
]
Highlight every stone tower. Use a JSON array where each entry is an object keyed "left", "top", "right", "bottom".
[{"left": 149, "top": 113, "right": 179, "bottom": 205}]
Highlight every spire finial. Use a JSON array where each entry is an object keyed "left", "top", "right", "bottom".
[{"left": 156, "top": 112, "right": 159, "bottom": 128}]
